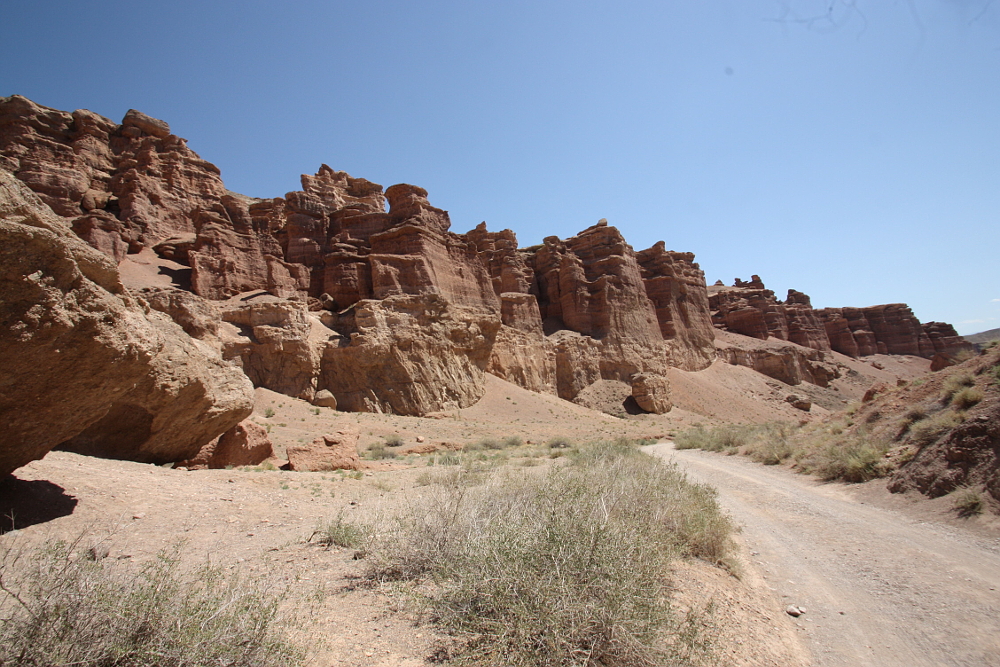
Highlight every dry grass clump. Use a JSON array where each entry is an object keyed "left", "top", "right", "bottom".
[
  {"left": 363, "top": 439, "right": 731, "bottom": 666},
  {"left": 310, "top": 513, "right": 368, "bottom": 549},
  {"left": 794, "top": 429, "right": 893, "bottom": 483},
  {"left": 675, "top": 422, "right": 894, "bottom": 483},
  {"left": 951, "top": 387, "right": 984, "bottom": 411},
  {"left": 941, "top": 372, "right": 975, "bottom": 403},
  {"left": 908, "top": 409, "right": 963, "bottom": 448},
  {"left": 0, "top": 539, "right": 300, "bottom": 667},
  {"left": 366, "top": 441, "right": 398, "bottom": 460},
  {"left": 952, "top": 487, "right": 984, "bottom": 518}
]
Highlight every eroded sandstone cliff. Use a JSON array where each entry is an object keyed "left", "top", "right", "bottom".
[{"left": 0, "top": 96, "right": 974, "bottom": 441}]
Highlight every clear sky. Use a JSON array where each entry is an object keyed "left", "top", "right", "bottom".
[{"left": 2, "top": 0, "right": 998, "bottom": 334}]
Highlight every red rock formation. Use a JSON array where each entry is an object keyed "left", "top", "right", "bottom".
[
  {"left": 635, "top": 242, "right": 715, "bottom": 370},
  {"left": 0, "top": 95, "right": 229, "bottom": 255},
  {"left": 177, "top": 418, "right": 275, "bottom": 470},
  {"left": 709, "top": 279, "right": 831, "bottom": 352},
  {"left": 922, "top": 321, "right": 975, "bottom": 359},
  {"left": 287, "top": 428, "right": 362, "bottom": 472}
]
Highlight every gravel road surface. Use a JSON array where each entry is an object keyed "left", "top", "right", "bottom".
[{"left": 646, "top": 443, "right": 1000, "bottom": 667}]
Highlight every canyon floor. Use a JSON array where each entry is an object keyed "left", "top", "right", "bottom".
[{"left": 4, "top": 365, "right": 993, "bottom": 666}]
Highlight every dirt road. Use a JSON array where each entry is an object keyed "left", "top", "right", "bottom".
[{"left": 646, "top": 443, "right": 1000, "bottom": 667}]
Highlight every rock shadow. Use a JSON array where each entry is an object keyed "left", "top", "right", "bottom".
[{"left": 0, "top": 476, "right": 78, "bottom": 534}]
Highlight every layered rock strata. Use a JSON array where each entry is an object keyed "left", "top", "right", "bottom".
[
  {"left": 2, "top": 96, "right": 972, "bottom": 422},
  {"left": 711, "top": 276, "right": 973, "bottom": 362}
]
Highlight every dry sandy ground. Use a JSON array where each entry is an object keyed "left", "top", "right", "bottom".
[
  {"left": 654, "top": 443, "right": 1000, "bottom": 667},
  {"left": 2, "top": 373, "right": 818, "bottom": 667}
]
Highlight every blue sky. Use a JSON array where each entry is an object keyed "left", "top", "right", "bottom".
[{"left": 3, "top": 0, "right": 998, "bottom": 334}]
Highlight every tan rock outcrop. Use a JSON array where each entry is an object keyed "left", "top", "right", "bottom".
[
  {"left": 0, "top": 170, "right": 159, "bottom": 475},
  {"left": 220, "top": 300, "right": 326, "bottom": 401},
  {"left": 631, "top": 373, "right": 672, "bottom": 414},
  {"left": 320, "top": 293, "right": 501, "bottom": 415},
  {"left": 287, "top": 428, "right": 362, "bottom": 471},
  {"left": 0, "top": 169, "right": 252, "bottom": 473},
  {"left": 714, "top": 330, "right": 838, "bottom": 387},
  {"left": 177, "top": 418, "right": 275, "bottom": 470},
  {"left": 138, "top": 286, "right": 221, "bottom": 341},
  {"left": 59, "top": 312, "right": 255, "bottom": 464}
]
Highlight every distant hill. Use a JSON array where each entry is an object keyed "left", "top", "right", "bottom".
[{"left": 964, "top": 328, "right": 1000, "bottom": 345}]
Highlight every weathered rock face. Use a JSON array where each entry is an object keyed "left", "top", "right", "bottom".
[
  {"left": 176, "top": 418, "right": 275, "bottom": 470},
  {"left": 320, "top": 294, "right": 501, "bottom": 415},
  {"left": 532, "top": 223, "right": 662, "bottom": 344},
  {"left": 635, "top": 242, "right": 715, "bottom": 370},
  {"left": 138, "top": 286, "right": 221, "bottom": 341},
  {"left": 922, "top": 321, "right": 975, "bottom": 359},
  {"left": 713, "top": 330, "right": 839, "bottom": 387},
  {"left": 287, "top": 428, "right": 362, "bottom": 472},
  {"left": 711, "top": 276, "right": 955, "bottom": 362},
  {"left": 709, "top": 280, "right": 832, "bottom": 352},
  {"left": 219, "top": 300, "right": 326, "bottom": 401},
  {"left": 0, "top": 169, "right": 252, "bottom": 474},
  {"left": 59, "top": 312, "right": 255, "bottom": 464},
  {"left": 0, "top": 95, "right": 229, "bottom": 254}
]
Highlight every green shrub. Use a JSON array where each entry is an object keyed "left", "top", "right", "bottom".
[
  {"left": 264, "top": 407, "right": 275, "bottom": 418},
  {"left": 951, "top": 387, "right": 984, "bottom": 410},
  {"left": 384, "top": 434, "right": 404, "bottom": 447},
  {"left": 364, "top": 442, "right": 731, "bottom": 666},
  {"left": 0, "top": 540, "right": 300, "bottom": 667}
]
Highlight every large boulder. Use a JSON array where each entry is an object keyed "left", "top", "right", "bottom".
[
  {"left": 58, "top": 312, "right": 254, "bottom": 464},
  {"left": 287, "top": 428, "right": 362, "bottom": 471},
  {"left": 0, "top": 169, "right": 253, "bottom": 473},
  {"left": 177, "top": 418, "right": 275, "bottom": 470}
]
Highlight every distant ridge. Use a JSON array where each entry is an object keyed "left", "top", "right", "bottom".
[{"left": 964, "top": 327, "right": 1000, "bottom": 345}]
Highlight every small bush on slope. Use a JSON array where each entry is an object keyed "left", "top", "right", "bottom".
[
  {"left": 363, "top": 438, "right": 732, "bottom": 667},
  {"left": 0, "top": 539, "right": 300, "bottom": 667}
]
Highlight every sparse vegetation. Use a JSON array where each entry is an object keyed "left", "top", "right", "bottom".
[
  {"left": 675, "top": 422, "right": 895, "bottom": 483},
  {"left": 941, "top": 372, "right": 975, "bottom": 403},
  {"left": 952, "top": 487, "right": 984, "bottom": 518},
  {"left": 311, "top": 514, "right": 367, "bottom": 549},
  {"left": 951, "top": 387, "right": 984, "bottom": 411},
  {"left": 363, "top": 439, "right": 731, "bottom": 666},
  {"left": 366, "top": 442, "right": 398, "bottom": 460},
  {"left": 0, "top": 539, "right": 300, "bottom": 667},
  {"left": 384, "top": 434, "right": 404, "bottom": 447},
  {"left": 908, "top": 409, "right": 963, "bottom": 448},
  {"left": 264, "top": 407, "right": 275, "bottom": 418}
]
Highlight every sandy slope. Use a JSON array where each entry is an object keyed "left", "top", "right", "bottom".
[
  {"left": 1, "top": 374, "right": 815, "bottom": 666},
  {"left": 653, "top": 443, "right": 1000, "bottom": 667}
]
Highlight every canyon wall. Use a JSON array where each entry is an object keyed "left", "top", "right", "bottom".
[{"left": 0, "top": 96, "right": 973, "bottom": 438}]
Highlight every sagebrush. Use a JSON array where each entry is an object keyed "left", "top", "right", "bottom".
[
  {"left": 0, "top": 539, "right": 300, "bottom": 667},
  {"left": 363, "top": 438, "right": 731, "bottom": 666}
]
